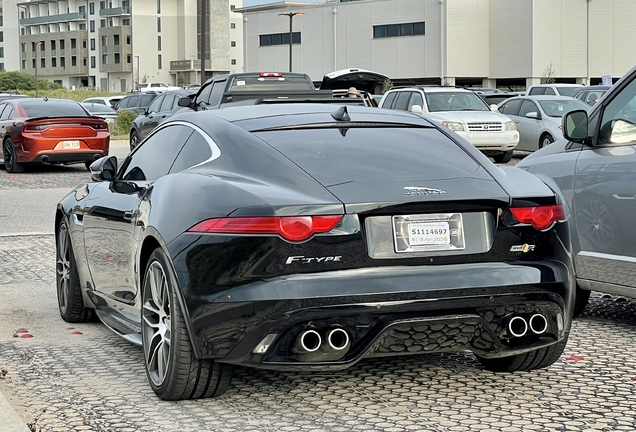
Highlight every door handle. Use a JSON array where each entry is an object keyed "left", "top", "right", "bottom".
[{"left": 123, "top": 211, "right": 133, "bottom": 221}]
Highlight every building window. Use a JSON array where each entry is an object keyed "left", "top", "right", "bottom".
[
  {"left": 373, "top": 21, "right": 425, "bottom": 39},
  {"left": 115, "top": 53, "right": 120, "bottom": 64},
  {"left": 231, "top": 23, "right": 236, "bottom": 29},
  {"left": 89, "top": 2, "right": 95, "bottom": 14},
  {"left": 0, "top": 16, "right": 4, "bottom": 26},
  {"left": 231, "top": 41, "right": 236, "bottom": 47},
  {"left": 80, "top": 23, "right": 87, "bottom": 30},
  {"left": 99, "top": 1, "right": 105, "bottom": 9},
  {"left": 100, "top": 19, "right": 106, "bottom": 28},
  {"left": 83, "top": 58, "right": 87, "bottom": 66},
  {"left": 157, "top": 0, "right": 161, "bottom": 14},
  {"left": 0, "top": 64, "right": 4, "bottom": 71},
  {"left": 259, "top": 32, "right": 301, "bottom": 46},
  {"left": 157, "top": 17, "right": 161, "bottom": 32},
  {"left": 126, "top": 35, "right": 131, "bottom": 44},
  {"left": 91, "top": 38, "right": 95, "bottom": 50},
  {"left": 230, "top": 5, "right": 235, "bottom": 10},
  {"left": 0, "top": 32, "right": 3, "bottom": 42},
  {"left": 0, "top": 48, "right": 4, "bottom": 58},
  {"left": 91, "top": 56, "right": 96, "bottom": 68},
  {"left": 22, "top": 60, "right": 26, "bottom": 69},
  {"left": 123, "top": 18, "right": 131, "bottom": 25},
  {"left": 90, "top": 20, "right": 95, "bottom": 32},
  {"left": 158, "top": 54, "right": 162, "bottom": 69},
  {"left": 102, "top": 54, "right": 107, "bottom": 64},
  {"left": 157, "top": 36, "right": 161, "bottom": 51},
  {"left": 83, "top": 40, "right": 87, "bottom": 49},
  {"left": 127, "top": 54, "right": 131, "bottom": 63},
  {"left": 231, "top": 59, "right": 236, "bottom": 65},
  {"left": 52, "top": 58, "right": 57, "bottom": 67},
  {"left": 41, "top": 58, "right": 46, "bottom": 68},
  {"left": 61, "top": 57, "right": 65, "bottom": 68},
  {"left": 72, "top": 56, "right": 77, "bottom": 66}
]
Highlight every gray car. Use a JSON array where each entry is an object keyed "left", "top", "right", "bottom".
[
  {"left": 498, "top": 95, "right": 590, "bottom": 151},
  {"left": 517, "top": 63, "right": 636, "bottom": 316}
]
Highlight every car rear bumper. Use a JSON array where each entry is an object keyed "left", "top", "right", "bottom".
[
  {"left": 29, "top": 150, "right": 106, "bottom": 164},
  {"left": 180, "top": 260, "right": 573, "bottom": 369}
]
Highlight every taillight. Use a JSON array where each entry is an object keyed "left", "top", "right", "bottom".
[
  {"left": 188, "top": 215, "right": 343, "bottom": 242},
  {"left": 25, "top": 125, "right": 44, "bottom": 131},
  {"left": 259, "top": 72, "right": 283, "bottom": 77},
  {"left": 506, "top": 205, "right": 566, "bottom": 231}
]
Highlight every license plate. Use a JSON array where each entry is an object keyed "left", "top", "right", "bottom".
[
  {"left": 393, "top": 213, "right": 466, "bottom": 253},
  {"left": 62, "top": 140, "right": 80, "bottom": 149}
]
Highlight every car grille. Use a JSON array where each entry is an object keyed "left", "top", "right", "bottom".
[{"left": 467, "top": 122, "right": 504, "bottom": 132}]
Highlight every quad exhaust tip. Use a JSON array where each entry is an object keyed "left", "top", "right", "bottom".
[
  {"left": 295, "top": 329, "right": 321, "bottom": 353},
  {"left": 508, "top": 316, "right": 528, "bottom": 338},
  {"left": 529, "top": 314, "right": 548, "bottom": 335},
  {"left": 326, "top": 328, "right": 349, "bottom": 351}
]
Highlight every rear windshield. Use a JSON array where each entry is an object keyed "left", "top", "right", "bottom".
[
  {"left": 228, "top": 76, "right": 314, "bottom": 92},
  {"left": 255, "top": 127, "right": 478, "bottom": 184},
  {"left": 555, "top": 86, "right": 580, "bottom": 97},
  {"left": 21, "top": 101, "right": 88, "bottom": 118}
]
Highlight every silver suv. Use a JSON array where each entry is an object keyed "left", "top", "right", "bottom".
[{"left": 379, "top": 87, "right": 519, "bottom": 163}]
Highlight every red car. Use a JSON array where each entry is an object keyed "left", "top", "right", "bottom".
[{"left": 0, "top": 98, "right": 110, "bottom": 173}]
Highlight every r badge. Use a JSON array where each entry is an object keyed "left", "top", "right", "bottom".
[{"left": 510, "top": 244, "right": 535, "bottom": 253}]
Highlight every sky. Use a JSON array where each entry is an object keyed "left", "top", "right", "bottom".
[{"left": 243, "top": 0, "right": 326, "bottom": 6}]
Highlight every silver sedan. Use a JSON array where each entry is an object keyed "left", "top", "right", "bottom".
[{"left": 497, "top": 95, "right": 590, "bottom": 151}]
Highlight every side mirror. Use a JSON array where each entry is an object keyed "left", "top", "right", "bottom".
[
  {"left": 490, "top": 104, "right": 499, "bottom": 112},
  {"left": 526, "top": 111, "right": 541, "bottom": 120},
  {"left": 562, "top": 109, "right": 589, "bottom": 142},
  {"left": 410, "top": 105, "right": 423, "bottom": 114},
  {"left": 178, "top": 97, "right": 192, "bottom": 107},
  {"left": 89, "top": 156, "right": 117, "bottom": 182},
  {"left": 136, "top": 107, "right": 146, "bottom": 115}
]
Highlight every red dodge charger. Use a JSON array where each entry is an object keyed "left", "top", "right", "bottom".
[{"left": 0, "top": 98, "right": 110, "bottom": 173}]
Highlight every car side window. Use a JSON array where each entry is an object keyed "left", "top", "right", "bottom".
[
  {"left": 599, "top": 77, "right": 636, "bottom": 145},
  {"left": 529, "top": 87, "right": 545, "bottom": 95},
  {"left": 382, "top": 92, "right": 397, "bottom": 109},
  {"left": 196, "top": 83, "right": 213, "bottom": 105},
  {"left": 169, "top": 130, "right": 213, "bottom": 173},
  {"left": 209, "top": 81, "right": 227, "bottom": 106},
  {"left": 161, "top": 94, "right": 176, "bottom": 112},
  {"left": 147, "top": 95, "right": 163, "bottom": 113},
  {"left": 116, "top": 97, "right": 129, "bottom": 109},
  {"left": 127, "top": 95, "right": 139, "bottom": 108},
  {"left": 499, "top": 99, "right": 522, "bottom": 115},
  {"left": 518, "top": 100, "right": 539, "bottom": 117},
  {"left": 0, "top": 103, "right": 7, "bottom": 119},
  {"left": 394, "top": 92, "right": 411, "bottom": 111},
  {"left": 408, "top": 92, "right": 424, "bottom": 111},
  {"left": 544, "top": 87, "right": 557, "bottom": 96},
  {"left": 575, "top": 91, "right": 587, "bottom": 101},
  {"left": 120, "top": 125, "right": 194, "bottom": 181},
  {"left": 1, "top": 105, "right": 15, "bottom": 119}
]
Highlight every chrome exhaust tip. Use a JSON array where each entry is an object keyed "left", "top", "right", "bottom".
[
  {"left": 41, "top": 156, "right": 49, "bottom": 163},
  {"left": 508, "top": 316, "right": 528, "bottom": 337},
  {"left": 326, "top": 328, "right": 350, "bottom": 351},
  {"left": 292, "top": 330, "right": 321, "bottom": 353},
  {"left": 529, "top": 314, "right": 548, "bottom": 334}
]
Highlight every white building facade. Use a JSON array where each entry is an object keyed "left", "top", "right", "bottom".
[
  {"left": 237, "top": 0, "right": 636, "bottom": 90},
  {"left": 0, "top": 0, "right": 242, "bottom": 91}
]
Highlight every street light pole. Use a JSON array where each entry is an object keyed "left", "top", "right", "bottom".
[{"left": 278, "top": 12, "right": 303, "bottom": 73}]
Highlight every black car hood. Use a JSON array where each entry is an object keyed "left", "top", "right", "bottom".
[{"left": 319, "top": 69, "right": 389, "bottom": 93}]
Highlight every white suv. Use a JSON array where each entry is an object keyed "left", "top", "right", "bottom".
[
  {"left": 526, "top": 83, "right": 583, "bottom": 97},
  {"left": 379, "top": 87, "right": 519, "bottom": 163},
  {"left": 137, "top": 82, "right": 181, "bottom": 93}
]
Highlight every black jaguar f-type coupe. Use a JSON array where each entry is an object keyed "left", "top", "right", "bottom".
[{"left": 55, "top": 104, "right": 574, "bottom": 400}]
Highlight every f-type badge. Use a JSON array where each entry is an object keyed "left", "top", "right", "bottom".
[
  {"left": 404, "top": 186, "right": 447, "bottom": 196},
  {"left": 510, "top": 244, "right": 536, "bottom": 253}
]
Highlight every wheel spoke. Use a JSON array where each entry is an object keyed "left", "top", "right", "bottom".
[{"left": 158, "top": 342, "right": 169, "bottom": 379}]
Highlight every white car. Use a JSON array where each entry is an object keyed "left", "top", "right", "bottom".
[
  {"left": 81, "top": 96, "right": 123, "bottom": 108},
  {"left": 526, "top": 83, "right": 583, "bottom": 97},
  {"left": 379, "top": 87, "right": 519, "bottom": 163},
  {"left": 137, "top": 82, "right": 181, "bottom": 93}
]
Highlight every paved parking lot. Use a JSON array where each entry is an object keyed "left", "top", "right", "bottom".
[{"left": 1, "top": 151, "right": 636, "bottom": 432}]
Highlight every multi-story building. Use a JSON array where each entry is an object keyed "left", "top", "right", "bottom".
[
  {"left": 2, "top": 0, "right": 241, "bottom": 91},
  {"left": 236, "top": 0, "right": 636, "bottom": 90}
]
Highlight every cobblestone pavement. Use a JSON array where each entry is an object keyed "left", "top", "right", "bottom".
[{"left": 3, "top": 152, "right": 636, "bottom": 432}]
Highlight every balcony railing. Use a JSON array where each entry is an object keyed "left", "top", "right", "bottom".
[
  {"left": 71, "top": 48, "right": 77, "bottom": 55},
  {"left": 114, "top": 45, "right": 120, "bottom": 53},
  {"left": 51, "top": 50, "right": 56, "bottom": 56},
  {"left": 20, "top": 12, "right": 86, "bottom": 26},
  {"left": 60, "top": 49, "right": 65, "bottom": 56},
  {"left": 99, "top": 7, "right": 130, "bottom": 17},
  {"left": 102, "top": 46, "right": 107, "bottom": 53}
]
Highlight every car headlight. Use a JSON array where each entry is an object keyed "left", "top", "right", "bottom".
[
  {"left": 505, "top": 121, "right": 516, "bottom": 131},
  {"left": 442, "top": 121, "right": 464, "bottom": 131}
]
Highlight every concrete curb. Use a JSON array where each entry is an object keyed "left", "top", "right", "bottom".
[
  {"left": 0, "top": 388, "right": 31, "bottom": 432},
  {"left": 111, "top": 139, "right": 128, "bottom": 147}
]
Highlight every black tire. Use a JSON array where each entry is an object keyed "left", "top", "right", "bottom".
[
  {"left": 85, "top": 161, "right": 93, "bottom": 171},
  {"left": 573, "top": 286, "right": 591, "bottom": 318},
  {"left": 476, "top": 335, "right": 568, "bottom": 372},
  {"left": 56, "top": 220, "right": 94, "bottom": 322},
  {"left": 142, "top": 248, "right": 232, "bottom": 400},
  {"left": 493, "top": 151, "right": 513, "bottom": 164},
  {"left": 3, "top": 138, "right": 26, "bottom": 173},
  {"left": 130, "top": 130, "right": 140, "bottom": 151},
  {"left": 539, "top": 134, "right": 554, "bottom": 149}
]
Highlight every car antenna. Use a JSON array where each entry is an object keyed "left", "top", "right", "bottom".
[{"left": 331, "top": 106, "right": 351, "bottom": 121}]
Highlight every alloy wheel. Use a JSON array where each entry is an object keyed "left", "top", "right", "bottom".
[
  {"left": 143, "top": 261, "right": 172, "bottom": 387},
  {"left": 3, "top": 141, "right": 13, "bottom": 171},
  {"left": 579, "top": 199, "right": 613, "bottom": 249},
  {"left": 56, "top": 223, "right": 71, "bottom": 315}
]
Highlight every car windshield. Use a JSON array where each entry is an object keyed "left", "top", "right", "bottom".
[
  {"left": 555, "top": 86, "right": 580, "bottom": 97},
  {"left": 21, "top": 100, "right": 88, "bottom": 117},
  {"left": 538, "top": 99, "right": 590, "bottom": 117},
  {"left": 228, "top": 75, "right": 314, "bottom": 91},
  {"left": 425, "top": 92, "right": 490, "bottom": 112}
]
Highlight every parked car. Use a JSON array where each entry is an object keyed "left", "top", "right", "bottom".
[
  {"left": 319, "top": 68, "right": 389, "bottom": 96},
  {"left": 0, "top": 98, "right": 109, "bottom": 172},
  {"left": 0, "top": 94, "right": 29, "bottom": 103},
  {"left": 517, "top": 63, "right": 636, "bottom": 316},
  {"left": 480, "top": 92, "right": 518, "bottom": 106},
  {"left": 114, "top": 93, "right": 159, "bottom": 114},
  {"left": 82, "top": 96, "right": 123, "bottom": 108},
  {"left": 55, "top": 103, "right": 573, "bottom": 400},
  {"left": 82, "top": 103, "right": 118, "bottom": 123},
  {"left": 571, "top": 85, "right": 612, "bottom": 106},
  {"left": 527, "top": 83, "right": 583, "bottom": 97},
  {"left": 129, "top": 89, "right": 196, "bottom": 150},
  {"left": 185, "top": 83, "right": 201, "bottom": 90},
  {"left": 497, "top": 96, "right": 590, "bottom": 151},
  {"left": 137, "top": 82, "right": 181, "bottom": 93},
  {"left": 379, "top": 87, "right": 519, "bottom": 162}
]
